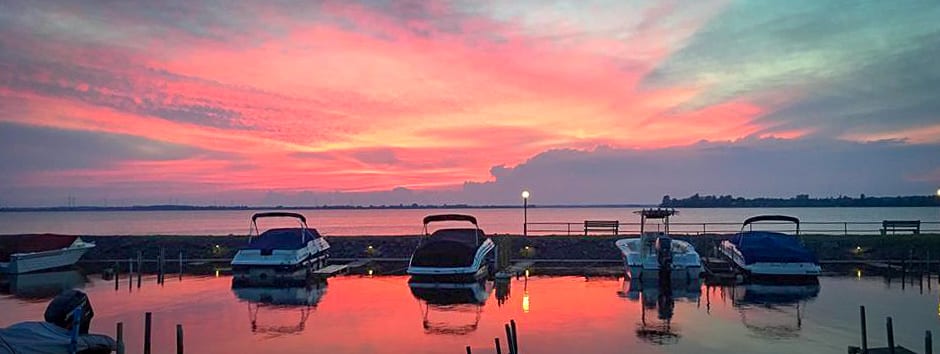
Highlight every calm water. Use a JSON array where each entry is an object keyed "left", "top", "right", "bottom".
[
  {"left": 1, "top": 273, "right": 938, "bottom": 353},
  {"left": 0, "top": 207, "right": 938, "bottom": 236}
]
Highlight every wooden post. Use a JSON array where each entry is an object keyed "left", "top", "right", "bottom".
[
  {"left": 114, "top": 262, "right": 119, "bottom": 291},
  {"left": 927, "top": 330, "right": 933, "bottom": 354},
  {"left": 887, "top": 317, "right": 895, "bottom": 354},
  {"left": 137, "top": 251, "right": 143, "bottom": 289},
  {"left": 176, "top": 324, "right": 184, "bottom": 354},
  {"left": 505, "top": 324, "right": 515, "bottom": 354},
  {"left": 128, "top": 258, "right": 134, "bottom": 290},
  {"left": 144, "top": 312, "right": 152, "bottom": 354},
  {"left": 116, "top": 322, "right": 125, "bottom": 354},
  {"left": 494, "top": 338, "right": 502, "bottom": 354},
  {"left": 860, "top": 306, "right": 868, "bottom": 353},
  {"left": 179, "top": 250, "right": 183, "bottom": 281},
  {"left": 466, "top": 345, "right": 472, "bottom": 354},
  {"left": 510, "top": 320, "right": 518, "bottom": 354}
]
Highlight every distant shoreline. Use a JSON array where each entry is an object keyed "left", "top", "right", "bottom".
[
  {"left": 0, "top": 204, "right": 656, "bottom": 212},
  {"left": 2, "top": 203, "right": 939, "bottom": 212}
]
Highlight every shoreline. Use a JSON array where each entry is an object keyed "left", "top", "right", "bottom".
[{"left": 65, "top": 233, "right": 940, "bottom": 263}]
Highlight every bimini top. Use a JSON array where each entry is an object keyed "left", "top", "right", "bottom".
[
  {"left": 634, "top": 208, "right": 678, "bottom": 219},
  {"left": 423, "top": 214, "right": 478, "bottom": 225},
  {"left": 245, "top": 228, "right": 321, "bottom": 250},
  {"left": 728, "top": 231, "right": 817, "bottom": 265},
  {"left": 252, "top": 212, "right": 307, "bottom": 224}
]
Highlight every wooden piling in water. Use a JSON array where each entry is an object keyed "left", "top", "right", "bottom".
[
  {"left": 137, "top": 252, "right": 143, "bottom": 288},
  {"left": 505, "top": 324, "right": 515, "bottom": 354},
  {"left": 144, "top": 312, "right": 152, "bottom": 354},
  {"left": 178, "top": 251, "right": 183, "bottom": 281},
  {"left": 860, "top": 306, "right": 868, "bottom": 353},
  {"left": 176, "top": 324, "right": 184, "bottom": 354},
  {"left": 116, "top": 322, "right": 124, "bottom": 354},
  {"left": 510, "top": 320, "right": 519, "bottom": 354},
  {"left": 887, "top": 317, "right": 895, "bottom": 354},
  {"left": 128, "top": 258, "right": 134, "bottom": 290},
  {"left": 494, "top": 338, "right": 502, "bottom": 354},
  {"left": 114, "top": 262, "right": 119, "bottom": 291},
  {"left": 927, "top": 331, "right": 933, "bottom": 354}
]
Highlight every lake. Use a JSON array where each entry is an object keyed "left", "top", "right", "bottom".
[
  {"left": 1, "top": 272, "right": 938, "bottom": 353},
  {"left": 0, "top": 207, "right": 938, "bottom": 236}
]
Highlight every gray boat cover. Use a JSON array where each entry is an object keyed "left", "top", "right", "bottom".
[{"left": 0, "top": 322, "right": 115, "bottom": 354}]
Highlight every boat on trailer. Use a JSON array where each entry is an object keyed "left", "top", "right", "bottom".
[
  {"left": 231, "top": 212, "right": 330, "bottom": 286},
  {"left": 719, "top": 215, "right": 821, "bottom": 284},
  {"left": 615, "top": 209, "right": 702, "bottom": 281},
  {"left": 407, "top": 214, "right": 495, "bottom": 282},
  {"left": 0, "top": 234, "right": 95, "bottom": 274}
]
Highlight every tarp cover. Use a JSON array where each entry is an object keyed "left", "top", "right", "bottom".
[
  {"left": 410, "top": 229, "right": 484, "bottom": 267},
  {"left": 728, "top": 231, "right": 817, "bottom": 265},
  {"left": 245, "top": 228, "right": 319, "bottom": 250},
  {"left": 0, "top": 235, "right": 78, "bottom": 262}
]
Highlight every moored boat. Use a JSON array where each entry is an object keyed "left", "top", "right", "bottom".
[
  {"left": 0, "top": 234, "right": 95, "bottom": 274},
  {"left": 231, "top": 212, "right": 330, "bottom": 286},
  {"left": 407, "top": 214, "right": 495, "bottom": 282},
  {"left": 719, "top": 215, "right": 821, "bottom": 284},
  {"left": 615, "top": 209, "right": 702, "bottom": 281}
]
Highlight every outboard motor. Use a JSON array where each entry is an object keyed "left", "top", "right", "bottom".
[{"left": 655, "top": 237, "right": 674, "bottom": 273}]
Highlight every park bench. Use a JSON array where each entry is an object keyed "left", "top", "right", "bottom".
[
  {"left": 880, "top": 220, "right": 920, "bottom": 236},
  {"left": 584, "top": 220, "right": 619, "bottom": 235}
]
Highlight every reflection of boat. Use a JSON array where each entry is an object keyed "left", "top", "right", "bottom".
[
  {"left": 616, "top": 209, "right": 701, "bottom": 281},
  {"left": 0, "top": 269, "right": 87, "bottom": 300},
  {"left": 719, "top": 215, "right": 820, "bottom": 283},
  {"left": 620, "top": 278, "right": 699, "bottom": 345},
  {"left": 231, "top": 212, "right": 330, "bottom": 286},
  {"left": 0, "top": 234, "right": 95, "bottom": 274},
  {"left": 409, "top": 281, "right": 491, "bottom": 335},
  {"left": 407, "top": 214, "right": 495, "bottom": 282},
  {"left": 731, "top": 283, "right": 820, "bottom": 339},
  {"left": 232, "top": 281, "right": 328, "bottom": 336}
]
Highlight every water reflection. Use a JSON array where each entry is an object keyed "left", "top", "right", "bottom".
[
  {"left": 408, "top": 280, "right": 492, "bottom": 335},
  {"left": 619, "top": 278, "right": 701, "bottom": 345},
  {"left": 231, "top": 280, "right": 328, "bottom": 337},
  {"left": 728, "top": 283, "right": 820, "bottom": 339},
  {"left": 0, "top": 268, "right": 87, "bottom": 301}
]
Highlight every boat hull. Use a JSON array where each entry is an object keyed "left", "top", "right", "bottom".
[
  {"left": 616, "top": 238, "right": 703, "bottom": 282},
  {"left": 232, "top": 251, "right": 329, "bottom": 287},
  {"left": 0, "top": 244, "right": 94, "bottom": 274},
  {"left": 408, "top": 265, "right": 489, "bottom": 283},
  {"left": 719, "top": 241, "right": 820, "bottom": 284}
]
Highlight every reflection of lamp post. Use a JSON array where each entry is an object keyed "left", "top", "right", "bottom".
[{"left": 522, "top": 190, "right": 530, "bottom": 236}]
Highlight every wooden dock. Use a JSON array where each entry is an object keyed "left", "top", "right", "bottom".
[{"left": 312, "top": 264, "right": 349, "bottom": 278}]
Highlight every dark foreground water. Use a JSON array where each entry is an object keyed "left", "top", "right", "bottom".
[{"left": 1, "top": 272, "right": 938, "bottom": 353}]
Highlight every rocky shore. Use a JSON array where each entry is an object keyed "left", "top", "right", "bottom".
[{"left": 75, "top": 233, "right": 940, "bottom": 262}]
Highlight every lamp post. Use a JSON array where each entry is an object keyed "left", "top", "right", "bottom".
[{"left": 522, "top": 190, "right": 530, "bottom": 236}]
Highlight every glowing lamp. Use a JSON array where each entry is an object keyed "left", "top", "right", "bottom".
[{"left": 522, "top": 190, "right": 530, "bottom": 199}]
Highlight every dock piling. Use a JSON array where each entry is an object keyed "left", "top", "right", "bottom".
[
  {"left": 510, "top": 320, "right": 519, "bottom": 354},
  {"left": 176, "top": 324, "right": 184, "bottom": 354},
  {"left": 887, "top": 317, "right": 895, "bottom": 354},
  {"left": 466, "top": 345, "right": 472, "bottom": 354},
  {"left": 116, "top": 322, "right": 124, "bottom": 354},
  {"left": 495, "top": 338, "right": 502, "bottom": 354},
  {"left": 137, "top": 252, "right": 142, "bottom": 289},
  {"left": 927, "top": 331, "right": 933, "bottom": 354},
  {"left": 505, "top": 324, "right": 515, "bottom": 354},
  {"left": 860, "top": 306, "right": 868, "bottom": 353},
  {"left": 114, "top": 262, "right": 119, "bottom": 291},
  {"left": 144, "top": 312, "right": 152, "bottom": 354},
  {"left": 178, "top": 250, "right": 183, "bottom": 281}
]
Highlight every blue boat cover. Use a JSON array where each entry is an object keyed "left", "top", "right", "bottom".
[
  {"left": 245, "top": 228, "right": 320, "bottom": 250},
  {"left": 728, "top": 231, "right": 817, "bottom": 265}
]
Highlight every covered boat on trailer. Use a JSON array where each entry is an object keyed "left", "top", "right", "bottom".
[
  {"left": 407, "top": 214, "right": 495, "bottom": 282},
  {"left": 231, "top": 212, "right": 330, "bottom": 286}
]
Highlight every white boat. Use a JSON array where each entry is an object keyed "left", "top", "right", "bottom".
[
  {"left": 407, "top": 214, "right": 495, "bottom": 282},
  {"left": 0, "top": 235, "right": 95, "bottom": 274},
  {"left": 718, "top": 215, "right": 821, "bottom": 283},
  {"left": 231, "top": 212, "right": 330, "bottom": 286},
  {"left": 615, "top": 209, "right": 702, "bottom": 281}
]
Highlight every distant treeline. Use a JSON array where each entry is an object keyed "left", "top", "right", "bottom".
[
  {"left": 0, "top": 203, "right": 651, "bottom": 212},
  {"left": 659, "top": 194, "right": 940, "bottom": 208}
]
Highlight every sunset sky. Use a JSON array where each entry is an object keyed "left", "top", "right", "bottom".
[{"left": 1, "top": 0, "right": 939, "bottom": 206}]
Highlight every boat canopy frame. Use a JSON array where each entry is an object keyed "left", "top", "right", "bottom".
[
  {"left": 740, "top": 215, "right": 800, "bottom": 235},
  {"left": 248, "top": 212, "right": 310, "bottom": 241},
  {"left": 421, "top": 214, "right": 482, "bottom": 245}
]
